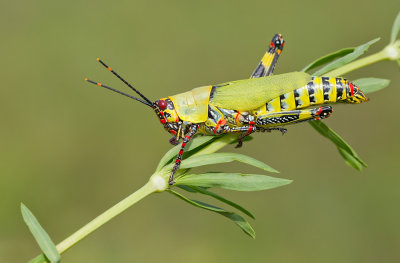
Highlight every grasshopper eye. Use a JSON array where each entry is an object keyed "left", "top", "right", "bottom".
[{"left": 157, "top": 100, "right": 167, "bottom": 110}]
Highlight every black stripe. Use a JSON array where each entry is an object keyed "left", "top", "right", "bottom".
[
  {"left": 280, "top": 94, "right": 287, "bottom": 110},
  {"left": 209, "top": 86, "right": 217, "bottom": 100},
  {"left": 322, "top": 77, "right": 330, "bottom": 93},
  {"left": 336, "top": 78, "right": 343, "bottom": 100},
  {"left": 307, "top": 81, "right": 316, "bottom": 104},
  {"left": 294, "top": 89, "right": 300, "bottom": 108},
  {"left": 322, "top": 77, "right": 331, "bottom": 102},
  {"left": 252, "top": 63, "right": 266, "bottom": 78}
]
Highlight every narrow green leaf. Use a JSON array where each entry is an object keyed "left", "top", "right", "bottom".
[
  {"left": 338, "top": 147, "right": 363, "bottom": 171},
  {"left": 175, "top": 152, "right": 278, "bottom": 173},
  {"left": 309, "top": 121, "right": 353, "bottom": 153},
  {"left": 176, "top": 184, "right": 199, "bottom": 193},
  {"left": 302, "top": 48, "right": 355, "bottom": 72},
  {"left": 168, "top": 190, "right": 255, "bottom": 238},
  {"left": 313, "top": 38, "right": 380, "bottom": 76},
  {"left": 156, "top": 135, "right": 214, "bottom": 171},
  {"left": 180, "top": 185, "right": 255, "bottom": 219},
  {"left": 220, "top": 212, "right": 255, "bottom": 239},
  {"left": 309, "top": 121, "right": 367, "bottom": 168},
  {"left": 190, "top": 133, "right": 239, "bottom": 157},
  {"left": 397, "top": 59, "right": 400, "bottom": 68},
  {"left": 29, "top": 254, "right": 47, "bottom": 263},
  {"left": 176, "top": 172, "right": 292, "bottom": 191},
  {"left": 390, "top": 12, "right": 400, "bottom": 44},
  {"left": 21, "top": 203, "right": 60, "bottom": 263},
  {"left": 353, "top": 78, "right": 390, "bottom": 94}
]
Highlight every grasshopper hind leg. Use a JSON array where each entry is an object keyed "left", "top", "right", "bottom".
[
  {"left": 250, "top": 34, "right": 285, "bottom": 78},
  {"left": 256, "top": 106, "right": 333, "bottom": 126}
]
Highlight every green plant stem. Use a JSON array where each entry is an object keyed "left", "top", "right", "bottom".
[
  {"left": 327, "top": 42, "right": 399, "bottom": 77},
  {"left": 327, "top": 50, "right": 386, "bottom": 77},
  {"left": 29, "top": 178, "right": 165, "bottom": 262},
  {"left": 57, "top": 182, "right": 156, "bottom": 253}
]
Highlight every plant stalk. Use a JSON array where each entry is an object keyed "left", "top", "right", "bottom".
[
  {"left": 29, "top": 175, "right": 167, "bottom": 262},
  {"left": 327, "top": 41, "right": 399, "bottom": 77}
]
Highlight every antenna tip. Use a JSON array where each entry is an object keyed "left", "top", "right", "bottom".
[
  {"left": 84, "top": 77, "right": 88, "bottom": 81},
  {"left": 96, "top": 58, "right": 100, "bottom": 61}
]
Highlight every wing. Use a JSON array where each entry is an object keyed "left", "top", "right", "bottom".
[
  {"left": 250, "top": 34, "right": 285, "bottom": 78},
  {"left": 211, "top": 72, "right": 312, "bottom": 111}
]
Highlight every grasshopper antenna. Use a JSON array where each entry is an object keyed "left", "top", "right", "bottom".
[
  {"left": 96, "top": 58, "right": 153, "bottom": 106},
  {"left": 85, "top": 78, "right": 153, "bottom": 107}
]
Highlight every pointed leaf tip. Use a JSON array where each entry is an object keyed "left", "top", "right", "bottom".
[
  {"left": 390, "top": 12, "right": 400, "bottom": 44},
  {"left": 168, "top": 190, "right": 255, "bottom": 238},
  {"left": 21, "top": 203, "right": 60, "bottom": 263}
]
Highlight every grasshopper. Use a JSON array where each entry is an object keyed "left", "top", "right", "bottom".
[{"left": 86, "top": 34, "right": 368, "bottom": 185}]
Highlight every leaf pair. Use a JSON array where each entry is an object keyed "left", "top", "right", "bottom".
[
  {"left": 302, "top": 33, "right": 394, "bottom": 170},
  {"left": 156, "top": 134, "right": 290, "bottom": 238}
]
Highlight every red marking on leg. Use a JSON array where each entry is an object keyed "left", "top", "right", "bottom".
[
  {"left": 170, "top": 130, "right": 176, "bottom": 135},
  {"left": 235, "top": 111, "right": 241, "bottom": 125},
  {"left": 247, "top": 126, "right": 254, "bottom": 133},
  {"left": 213, "top": 125, "right": 219, "bottom": 134},
  {"left": 249, "top": 121, "right": 255, "bottom": 125},
  {"left": 176, "top": 159, "right": 181, "bottom": 163},
  {"left": 159, "top": 111, "right": 167, "bottom": 124},
  {"left": 270, "top": 42, "right": 275, "bottom": 48},
  {"left": 181, "top": 142, "right": 186, "bottom": 147},
  {"left": 185, "top": 135, "right": 191, "bottom": 140},
  {"left": 214, "top": 119, "right": 225, "bottom": 134},
  {"left": 179, "top": 150, "right": 183, "bottom": 155}
]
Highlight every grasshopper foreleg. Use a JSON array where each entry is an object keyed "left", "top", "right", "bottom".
[{"left": 169, "top": 124, "right": 199, "bottom": 185}]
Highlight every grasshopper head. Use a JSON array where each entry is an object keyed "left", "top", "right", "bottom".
[
  {"left": 345, "top": 82, "right": 369, "bottom": 103},
  {"left": 153, "top": 98, "right": 181, "bottom": 134}
]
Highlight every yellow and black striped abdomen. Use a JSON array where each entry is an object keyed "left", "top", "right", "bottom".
[{"left": 258, "top": 77, "right": 349, "bottom": 114}]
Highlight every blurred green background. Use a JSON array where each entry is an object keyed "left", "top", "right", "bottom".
[{"left": 1, "top": 0, "right": 399, "bottom": 262}]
